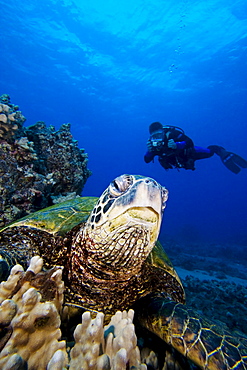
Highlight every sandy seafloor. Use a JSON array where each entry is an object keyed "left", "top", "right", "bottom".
[{"left": 162, "top": 240, "right": 247, "bottom": 337}]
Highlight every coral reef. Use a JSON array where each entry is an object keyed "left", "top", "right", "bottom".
[
  {"left": 0, "top": 94, "right": 25, "bottom": 142},
  {"left": 162, "top": 239, "right": 247, "bottom": 336},
  {"left": 183, "top": 276, "right": 247, "bottom": 336},
  {"left": 0, "top": 253, "right": 246, "bottom": 369},
  {"left": 69, "top": 310, "right": 147, "bottom": 370},
  {"left": 0, "top": 256, "right": 67, "bottom": 369},
  {"left": 0, "top": 94, "right": 92, "bottom": 227},
  {"left": 0, "top": 257, "right": 148, "bottom": 370}
]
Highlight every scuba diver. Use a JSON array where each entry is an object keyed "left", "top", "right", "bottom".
[{"left": 144, "top": 121, "right": 247, "bottom": 174}]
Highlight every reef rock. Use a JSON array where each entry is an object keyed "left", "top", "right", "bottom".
[{"left": 0, "top": 94, "right": 92, "bottom": 227}]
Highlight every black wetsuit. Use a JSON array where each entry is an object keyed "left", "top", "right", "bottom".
[{"left": 144, "top": 127, "right": 213, "bottom": 170}]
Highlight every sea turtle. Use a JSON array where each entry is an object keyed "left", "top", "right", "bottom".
[{"left": 0, "top": 174, "right": 246, "bottom": 369}]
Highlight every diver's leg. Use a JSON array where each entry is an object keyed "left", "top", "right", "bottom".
[{"left": 193, "top": 146, "right": 214, "bottom": 160}]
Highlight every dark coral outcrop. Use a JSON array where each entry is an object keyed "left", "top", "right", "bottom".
[{"left": 0, "top": 94, "right": 92, "bottom": 227}]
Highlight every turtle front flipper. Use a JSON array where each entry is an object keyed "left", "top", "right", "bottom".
[
  {"left": 0, "top": 227, "right": 35, "bottom": 280},
  {"left": 134, "top": 294, "right": 247, "bottom": 370},
  {"left": 0, "top": 255, "right": 11, "bottom": 281}
]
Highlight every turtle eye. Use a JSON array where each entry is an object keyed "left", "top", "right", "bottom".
[{"left": 109, "top": 175, "right": 133, "bottom": 197}]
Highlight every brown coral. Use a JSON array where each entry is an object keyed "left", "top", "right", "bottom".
[
  {"left": 25, "top": 121, "right": 91, "bottom": 198},
  {"left": 0, "top": 94, "right": 92, "bottom": 227}
]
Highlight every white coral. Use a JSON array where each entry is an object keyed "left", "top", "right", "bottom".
[
  {"left": 0, "top": 257, "right": 67, "bottom": 369},
  {"left": 0, "top": 258, "right": 148, "bottom": 370},
  {"left": 69, "top": 309, "right": 147, "bottom": 370}
]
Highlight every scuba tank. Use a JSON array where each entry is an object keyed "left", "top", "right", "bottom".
[{"left": 163, "top": 125, "right": 185, "bottom": 135}]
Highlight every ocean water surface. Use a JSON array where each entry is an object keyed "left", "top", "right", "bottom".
[{"left": 1, "top": 0, "right": 247, "bottom": 246}]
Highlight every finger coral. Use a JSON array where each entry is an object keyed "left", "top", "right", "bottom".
[
  {"left": 69, "top": 309, "right": 147, "bottom": 370},
  {"left": 0, "top": 94, "right": 25, "bottom": 142},
  {"left": 0, "top": 256, "right": 67, "bottom": 370},
  {"left": 0, "top": 258, "right": 149, "bottom": 370},
  {"left": 0, "top": 94, "right": 91, "bottom": 227}
]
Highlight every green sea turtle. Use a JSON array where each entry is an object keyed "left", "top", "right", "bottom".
[{"left": 0, "top": 174, "right": 246, "bottom": 369}]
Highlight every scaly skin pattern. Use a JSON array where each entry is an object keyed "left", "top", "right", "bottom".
[
  {"left": 135, "top": 294, "right": 247, "bottom": 370},
  {"left": 0, "top": 175, "right": 185, "bottom": 315}
]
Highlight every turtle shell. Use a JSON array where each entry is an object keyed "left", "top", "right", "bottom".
[{"left": 0, "top": 197, "right": 98, "bottom": 236}]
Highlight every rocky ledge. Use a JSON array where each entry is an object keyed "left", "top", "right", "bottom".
[{"left": 0, "top": 94, "right": 92, "bottom": 227}]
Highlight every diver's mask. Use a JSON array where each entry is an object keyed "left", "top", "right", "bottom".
[{"left": 150, "top": 130, "right": 164, "bottom": 150}]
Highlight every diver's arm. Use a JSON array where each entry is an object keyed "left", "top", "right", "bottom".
[
  {"left": 144, "top": 139, "right": 159, "bottom": 163},
  {"left": 168, "top": 140, "right": 187, "bottom": 149},
  {"left": 170, "top": 136, "right": 194, "bottom": 150},
  {"left": 144, "top": 151, "right": 155, "bottom": 163},
  {"left": 168, "top": 130, "right": 194, "bottom": 150}
]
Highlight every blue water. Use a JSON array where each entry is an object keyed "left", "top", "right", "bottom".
[{"left": 1, "top": 0, "right": 247, "bottom": 245}]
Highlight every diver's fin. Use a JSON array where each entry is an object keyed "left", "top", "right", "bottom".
[
  {"left": 208, "top": 145, "right": 247, "bottom": 174},
  {"left": 221, "top": 153, "right": 242, "bottom": 174},
  {"left": 230, "top": 154, "right": 247, "bottom": 169}
]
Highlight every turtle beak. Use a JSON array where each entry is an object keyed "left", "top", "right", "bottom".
[{"left": 107, "top": 179, "right": 168, "bottom": 226}]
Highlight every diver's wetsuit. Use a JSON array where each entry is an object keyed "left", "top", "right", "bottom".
[
  {"left": 144, "top": 125, "right": 247, "bottom": 173},
  {"left": 144, "top": 126, "right": 213, "bottom": 170}
]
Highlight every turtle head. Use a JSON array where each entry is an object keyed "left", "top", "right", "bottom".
[{"left": 75, "top": 175, "right": 168, "bottom": 278}]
